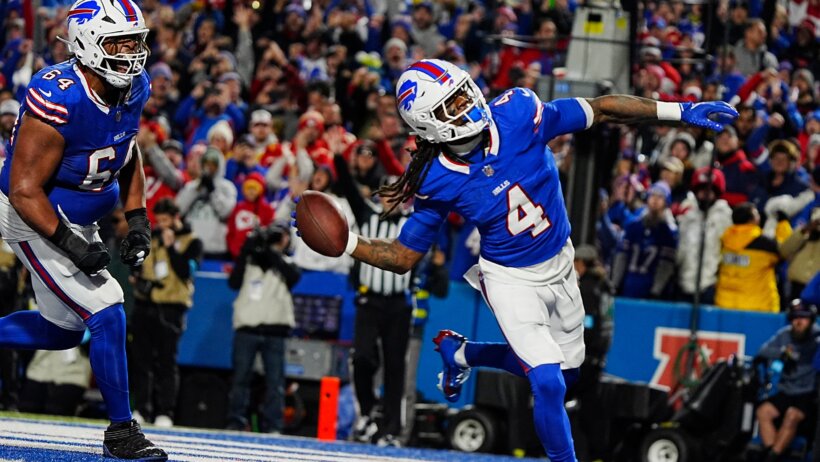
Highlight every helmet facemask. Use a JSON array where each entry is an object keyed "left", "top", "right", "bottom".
[
  {"left": 96, "top": 30, "right": 149, "bottom": 88},
  {"left": 426, "top": 78, "right": 488, "bottom": 143}
]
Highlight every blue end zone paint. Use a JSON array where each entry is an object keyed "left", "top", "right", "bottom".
[{"left": 0, "top": 417, "right": 541, "bottom": 462}]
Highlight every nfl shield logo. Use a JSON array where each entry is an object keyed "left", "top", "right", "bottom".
[{"left": 482, "top": 165, "right": 494, "bottom": 177}]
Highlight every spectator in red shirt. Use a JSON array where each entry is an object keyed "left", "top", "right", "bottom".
[{"left": 226, "top": 173, "right": 275, "bottom": 259}]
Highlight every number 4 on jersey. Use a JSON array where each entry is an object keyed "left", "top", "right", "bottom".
[{"left": 506, "top": 185, "right": 550, "bottom": 237}]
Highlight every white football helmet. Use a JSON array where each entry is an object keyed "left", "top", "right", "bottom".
[
  {"left": 396, "top": 59, "right": 489, "bottom": 144},
  {"left": 62, "top": 0, "right": 149, "bottom": 88}
]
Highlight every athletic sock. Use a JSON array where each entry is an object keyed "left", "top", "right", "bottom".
[
  {"left": 464, "top": 341, "right": 526, "bottom": 377},
  {"left": 528, "top": 363, "right": 577, "bottom": 462},
  {"left": 0, "top": 310, "right": 84, "bottom": 350},
  {"left": 85, "top": 304, "right": 132, "bottom": 423}
]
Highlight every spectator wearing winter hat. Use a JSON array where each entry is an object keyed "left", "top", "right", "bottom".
[
  {"left": 762, "top": 139, "right": 808, "bottom": 200},
  {"left": 226, "top": 135, "right": 268, "bottom": 200},
  {"left": 612, "top": 181, "right": 678, "bottom": 299},
  {"left": 207, "top": 120, "right": 235, "bottom": 157},
  {"left": 382, "top": 37, "right": 408, "bottom": 92},
  {"left": 676, "top": 167, "right": 733, "bottom": 304},
  {"left": 734, "top": 19, "right": 778, "bottom": 76},
  {"left": 0, "top": 99, "right": 19, "bottom": 150},
  {"left": 714, "top": 125, "right": 759, "bottom": 207},
  {"left": 249, "top": 109, "right": 279, "bottom": 161},
  {"left": 715, "top": 202, "right": 783, "bottom": 313},
  {"left": 659, "top": 157, "right": 689, "bottom": 214},
  {"left": 147, "top": 62, "right": 179, "bottom": 125},
  {"left": 176, "top": 147, "right": 238, "bottom": 259},
  {"left": 798, "top": 111, "right": 820, "bottom": 162},
  {"left": 226, "top": 172, "right": 275, "bottom": 259}
]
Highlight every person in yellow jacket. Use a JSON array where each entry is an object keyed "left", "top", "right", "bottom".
[{"left": 716, "top": 203, "right": 783, "bottom": 313}]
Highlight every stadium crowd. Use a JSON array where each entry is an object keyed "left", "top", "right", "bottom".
[
  {"left": 0, "top": 0, "right": 818, "bottom": 440},
  {"left": 0, "top": 0, "right": 817, "bottom": 311}
]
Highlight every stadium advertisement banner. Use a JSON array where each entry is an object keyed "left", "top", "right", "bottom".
[{"left": 605, "top": 298, "right": 786, "bottom": 391}]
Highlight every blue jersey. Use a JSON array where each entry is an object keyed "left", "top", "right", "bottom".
[
  {"left": 0, "top": 60, "right": 150, "bottom": 226},
  {"left": 618, "top": 216, "right": 678, "bottom": 298},
  {"left": 398, "top": 88, "right": 592, "bottom": 267}
]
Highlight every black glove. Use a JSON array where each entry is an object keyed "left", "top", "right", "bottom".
[
  {"left": 120, "top": 208, "right": 151, "bottom": 266},
  {"left": 49, "top": 221, "right": 110, "bottom": 276},
  {"left": 200, "top": 175, "right": 215, "bottom": 193}
]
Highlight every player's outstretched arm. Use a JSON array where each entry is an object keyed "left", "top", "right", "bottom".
[
  {"left": 347, "top": 235, "right": 425, "bottom": 275},
  {"left": 585, "top": 95, "right": 738, "bottom": 131}
]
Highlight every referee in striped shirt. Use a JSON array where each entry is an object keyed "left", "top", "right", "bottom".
[{"left": 334, "top": 150, "right": 413, "bottom": 447}]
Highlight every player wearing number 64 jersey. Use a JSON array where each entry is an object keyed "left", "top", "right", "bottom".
[
  {"left": 0, "top": 0, "right": 165, "bottom": 459},
  {"left": 301, "top": 58, "right": 738, "bottom": 461}
]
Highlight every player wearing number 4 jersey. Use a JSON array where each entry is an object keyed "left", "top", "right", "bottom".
[
  {"left": 0, "top": 0, "right": 166, "bottom": 460},
  {"left": 304, "top": 59, "right": 738, "bottom": 461}
]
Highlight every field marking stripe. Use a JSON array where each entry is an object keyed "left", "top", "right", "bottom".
[
  {"left": 0, "top": 431, "right": 397, "bottom": 462},
  {"left": 0, "top": 423, "right": 433, "bottom": 462}
]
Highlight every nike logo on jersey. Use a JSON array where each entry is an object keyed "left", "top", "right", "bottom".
[
  {"left": 492, "top": 180, "right": 510, "bottom": 196},
  {"left": 113, "top": 132, "right": 127, "bottom": 141},
  {"left": 40, "top": 89, "right": 52, "bottom": 97}
]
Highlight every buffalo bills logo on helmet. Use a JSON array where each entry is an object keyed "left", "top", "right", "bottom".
[
  {"left": 67, "top": 0, "right": 101, "bottom": 24},
  {"left": 398, "top": 80, "right": 418, "bottom": 112}
]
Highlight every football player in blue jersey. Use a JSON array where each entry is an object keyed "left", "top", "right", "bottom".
[
  {"left": 0, "top": 0, "right": 166, "bottom": 459},
  {"left": 297, "top": 59, "right": 738, "bottom": 461}
]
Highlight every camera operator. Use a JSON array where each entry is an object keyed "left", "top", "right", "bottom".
[
  {"left": 226, "top": 223, "right": 301, "bottom": 434},
  {"left": 755, "top": 300, "right": 820, "bottom": 462},
  {"left": 129, "top": 199, "right": 203, "bottom": 428}
]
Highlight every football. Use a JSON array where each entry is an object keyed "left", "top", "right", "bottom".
[{"left": 295, "top": 191, "right": 350, "bottom": 257}]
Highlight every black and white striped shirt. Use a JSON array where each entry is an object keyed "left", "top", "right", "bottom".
[{"left": 355, "top": 208, "right": 411, "bottom": 296}]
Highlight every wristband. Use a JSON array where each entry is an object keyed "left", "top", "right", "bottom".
[
  {"left": 656, "top": 102, "right": 682, "bottom": 121},
  {"left": 345, "top": 232, "right": 359, "bottom": 255},
  {"left": 124, "top": 207, "right": 151, "bottom": 237},
  {"left": 48, "top": 220, "right": 72, "bottom": 245}
]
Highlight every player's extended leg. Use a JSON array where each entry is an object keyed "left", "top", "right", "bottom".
[
  {"left": 477, "top": 271, "right": 581, "bottom": 461},
  {"left": 10, "top": 239, "right": 167, "bottom": 460},
  {"left": 529, "top": 363, "right": 576, "bottom": 462},
  {"left": 0, "top": 310, "right": 85, "bottom": 350},
  {"left": 89, "top": 305, "right": 167, "bottom": 460}
]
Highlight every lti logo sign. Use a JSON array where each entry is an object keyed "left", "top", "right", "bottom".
[{"left": 650, "top": 327, "right": 746, "bottom": 391}]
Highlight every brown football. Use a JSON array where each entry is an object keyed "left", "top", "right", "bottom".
[{"left": 295, "top": 191, "right": 349, "bottom": 257}]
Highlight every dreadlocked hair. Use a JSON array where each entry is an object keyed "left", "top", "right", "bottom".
[{"left": 376, "top": 138, "right": 440, "bottom": 219}]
